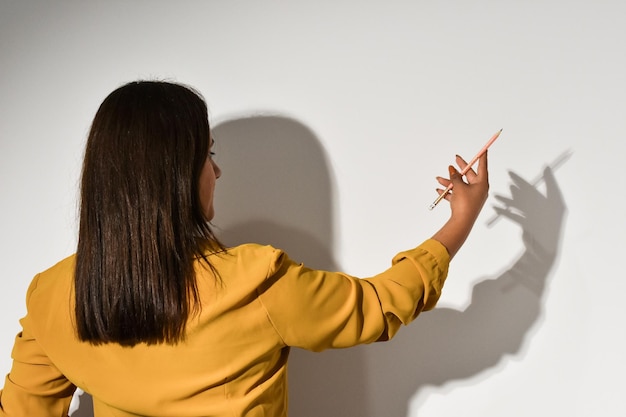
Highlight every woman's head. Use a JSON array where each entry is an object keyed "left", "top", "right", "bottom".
[
  {"left": 76, "top": 80, "right": 222, "bottom": 346},
  {"left": 83, "top": 80, "right": 218, "bottom": 224}
]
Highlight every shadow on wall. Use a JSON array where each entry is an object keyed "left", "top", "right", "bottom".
[
  {"left": 69, "top": 115, "right": 569, "bottom": 417},
  {"left": 211, "top": 115, "right": 570, "bottom": 417}
]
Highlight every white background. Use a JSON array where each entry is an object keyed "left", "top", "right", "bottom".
[{"left": 1, "top": 1, "right": 624, "bottom": 416}]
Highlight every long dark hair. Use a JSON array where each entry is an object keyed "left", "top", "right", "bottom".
[{"left": 75, "top": 80, "right": 222, "bottom": 346}]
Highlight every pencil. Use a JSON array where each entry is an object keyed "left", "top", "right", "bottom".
[{"left": 429, "top": 129, "right": 503, "bottom": 210}]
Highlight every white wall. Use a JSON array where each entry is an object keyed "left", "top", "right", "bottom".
[{"left": 1, "top": 1, "right": 624, "bottom": 416}]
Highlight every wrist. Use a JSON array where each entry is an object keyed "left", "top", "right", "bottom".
[{"left": 431, "top": 215, "right": 475, "bottom": 260}]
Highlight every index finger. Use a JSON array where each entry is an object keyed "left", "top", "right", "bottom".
[{"left": 477, "top": 150, "right": 488, "bottom": 179}]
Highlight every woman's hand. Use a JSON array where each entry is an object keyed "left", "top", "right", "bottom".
[
  {"left": 431, "top": 151, "right": 489, "bottom": 259},
  {"left": 436, "top": 153, "right": 489, "bottom": 221}
]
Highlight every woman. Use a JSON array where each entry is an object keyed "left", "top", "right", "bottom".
[{"left": 0, "top": 80, "right": 489, "bottom": 416}]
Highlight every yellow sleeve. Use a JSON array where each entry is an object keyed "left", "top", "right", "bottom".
[
  {"left": 257, "top": 239, "right": 449, "bottom": 352},
  {"left": 0, "top": 274, "right": 76, "bottom": 417}
]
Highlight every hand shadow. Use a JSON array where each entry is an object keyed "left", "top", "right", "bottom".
[{"left": 361, "top": 162, "right": 568, "bottom": 417}]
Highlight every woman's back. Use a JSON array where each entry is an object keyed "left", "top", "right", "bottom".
[{"left": 14, "top": 244, "right": 287, "bottom": 416}]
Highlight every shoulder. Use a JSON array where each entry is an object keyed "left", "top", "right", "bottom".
[
  {"left": 27, "top": 254, "right": 76, "bottom": 299},
  {"left": 225, "top": 243, "right": 280, "bottom": 257},
  {"left": 228, "top": 243, "right": 287, "bottom": 271},
  {"left": 200, "top": 243, "right": 289, "bottom": 281},
  {"left": 21, "top": 255, "right": 76, "bottom": 340},
  {"left": 41, "top": 254, "right": 76, "bottom": 275}
]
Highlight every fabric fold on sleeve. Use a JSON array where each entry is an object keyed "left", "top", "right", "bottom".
[
  {"left": 365, "top": 238, "right": 450, "bottom": 341},
  {"left": 257, "top": 239, "right": 450, "bottom": 352}
]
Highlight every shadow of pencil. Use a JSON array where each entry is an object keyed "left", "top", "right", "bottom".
[{"left": 486, "top": 149, "right": 572, "bottom": 227}]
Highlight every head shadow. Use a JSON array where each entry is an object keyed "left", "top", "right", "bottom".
[
  {"left": 211, "top": 114, "right": 372, "bottom": 417},
  {"left": 211, "top": 114, "right": 335, "bottom": 267}
]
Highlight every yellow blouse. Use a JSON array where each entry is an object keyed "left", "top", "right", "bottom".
[{"left": 0, "top": 239, "right": 449, "bottom": 417}]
